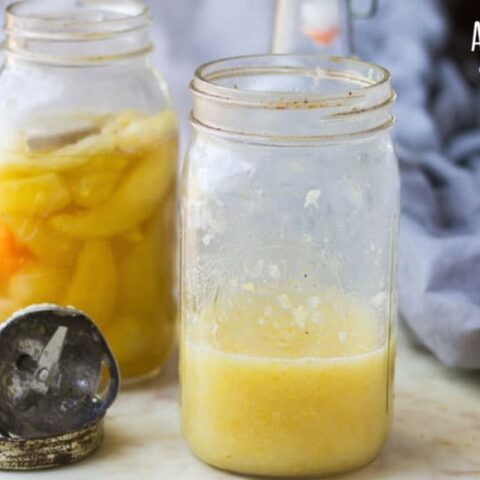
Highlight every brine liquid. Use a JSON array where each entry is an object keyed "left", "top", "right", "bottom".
[{"left": 181, "top": 293, "right": 394, "bottom": 477}]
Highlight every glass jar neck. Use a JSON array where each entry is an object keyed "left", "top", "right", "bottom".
[
  {"left": 191, "top": 55, "right": 395, "bottom": 142},
  {"left": 3, "top": 0, "right": 152, "bottom": 66}
]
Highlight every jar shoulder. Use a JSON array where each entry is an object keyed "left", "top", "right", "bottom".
[
  {"left": 184, "top": 131, "right": 399, "bottom": 187},
  {"left": 0, "top": 60, "right": 174, "bottom": 124}
]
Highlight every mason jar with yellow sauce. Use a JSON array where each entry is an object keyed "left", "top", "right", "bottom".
[
  {"left": 0, "top": 0, "right": 177, "bottom": 382},
  {"left": 181, "top": 55, "right": 398, "bottom": 477}
]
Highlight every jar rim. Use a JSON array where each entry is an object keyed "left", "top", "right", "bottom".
[
  {"left": 3, "top": 0, "right": 153, "bottom": 65},
  {"left": 5, "top": 0, "right": 150, "bottom": 38},
  {"left": 191, "top": 54, "right": 392, "bottom": 110},
  {"left": 190, "top": 54, "right": 395, "bottom": 141}
]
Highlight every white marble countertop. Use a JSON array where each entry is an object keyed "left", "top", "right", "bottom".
[{"left": 4, "top": 327, "right": 480, "bottom": 480}]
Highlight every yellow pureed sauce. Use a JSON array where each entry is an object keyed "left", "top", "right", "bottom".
[
  {"left": 181, "top": 290, "right": 394, "bottom": 477},
  {"left": 0, "top": 110, "right": 177, "bottom": 380}
]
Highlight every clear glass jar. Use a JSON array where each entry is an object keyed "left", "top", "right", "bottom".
[
  {"left": 0, "top": 0, "right": 178, "bottom": 382},
  {"left": 181, "top": 55, "right": 398, "bottom": 477}
]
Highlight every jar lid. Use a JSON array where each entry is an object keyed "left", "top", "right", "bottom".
[{"left": 0, "top": 305, "right": 120, "bottom": 470}]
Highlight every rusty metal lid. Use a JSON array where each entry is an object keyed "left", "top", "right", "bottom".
[{"left": 0, "top": 304, "right": 120, "bottom": 470}]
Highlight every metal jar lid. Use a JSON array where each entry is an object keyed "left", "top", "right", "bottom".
[{"left": 0, "top": 304, "right": 120, "bottom": 470}]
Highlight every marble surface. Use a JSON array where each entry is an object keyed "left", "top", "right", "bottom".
[{"left": 4, "top": 327, "right": 480, "bottom": 480}]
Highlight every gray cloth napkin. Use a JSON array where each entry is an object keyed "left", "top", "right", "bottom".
[{"left": 357, "top": 0, "right": 480, "bottom": 368}]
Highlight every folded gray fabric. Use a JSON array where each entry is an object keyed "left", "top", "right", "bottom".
[{"left": 357, "top": 0, "right": 480, "bottom": 368}]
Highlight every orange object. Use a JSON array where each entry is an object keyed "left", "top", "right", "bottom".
[
  {"left": 303, "top": 27, "right": 340, "bottom": 45},
  {"left": 0, "top": 225, "right": 33, "bottom": 284}
]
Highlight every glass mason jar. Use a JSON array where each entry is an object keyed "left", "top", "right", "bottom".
[
  {"left": 181, "top": 55, "right": 398, "bottom": 478},
  {"left": 0, "top": 0, "right": 178, "bottom": 382}
]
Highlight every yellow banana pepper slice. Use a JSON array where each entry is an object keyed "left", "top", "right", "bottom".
[
  {"left": 65, "top": 240, "right": 116, "bottom": 328},
  {"left": 116, "top": 110, "right": 177, "bottom": 154},
  {"left": 0, "top": 173, "right": 71, "bottom": 216},
  {"left": 0, "top": 152, "right": 91, "bottom": 176},
  {"left": 8, "top": 265, "right": 69, "bottom": 305},
  {"left": 105, "top": 315, "right": 149, "bottom": 366},
  {"left": 50, "top": 140, "right": 176, "bottom": 238},
  {"left": 69, "top": 170, "right": 122, "bottom": 208},
  {"left": 3, "top": 215, "right": 79, "bottom": 267},
  {"left": 0, "top": 299, "right": 20, "bottom": 322},
  {"left": 116, "top": 213, "right": 163, "bottom": 318}
]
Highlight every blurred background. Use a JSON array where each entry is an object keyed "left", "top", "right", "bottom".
[{"left": 0, "top": 0, "right": 478, "bottom": 370}]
